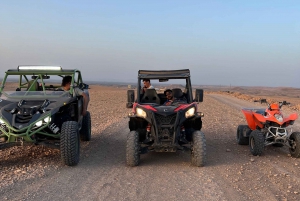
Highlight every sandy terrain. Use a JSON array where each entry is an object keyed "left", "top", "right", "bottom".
[{"left": 1, "top": 85, "right": 300, "bottom": 201}]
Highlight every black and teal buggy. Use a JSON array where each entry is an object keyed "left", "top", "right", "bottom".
[
  {"left": 126, "top": 69, "right": 206, "bottom": 167},
  {"left": 0, "top": 66, "right": 91, "bottom": 166}
]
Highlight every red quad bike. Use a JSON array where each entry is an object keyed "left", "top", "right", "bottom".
[{"left": 237, "top": 99, "right": 300, "bottom": 157}]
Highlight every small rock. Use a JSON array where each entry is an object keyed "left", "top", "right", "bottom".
[
  {"left": 250, "top": 158, "right": 255, "bottom": 162},
  {"left": 226, "top": 149, "right": 231, "bottom": 152},
  {"left": 294, "top": 191, "right": 298, "bottom": 194}
]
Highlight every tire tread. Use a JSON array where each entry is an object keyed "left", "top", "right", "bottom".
[{"left": 191, "top": 131, "right": 207, "bottom": 167}]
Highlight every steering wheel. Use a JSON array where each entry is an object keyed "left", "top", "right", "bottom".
[{"left": 55, "top": 88, "right": 64, "bottom": 91}]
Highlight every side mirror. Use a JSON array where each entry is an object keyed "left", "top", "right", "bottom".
[
  {"left": 32, "top": 75, "right": 50, "bottom": 79},
  {"left": 126, "top": 102, "right": 133, "bottom": 108},
  {"left": 281, "top": 100, "right": 290, "bottom": 105},
  {"left": 260, "top": 99, "right": 267, "bottom": 104},
  {"left": 79, "top": 83, "right": 89, "bottom": 90},
  {"left": 126, "top": 90, "right": 135, "bottom": 108},
  {"left": 283, "top": 100, "right": 290, "bottom": 105},
  {"left": 194, "top": 89, "right": 203, "bottom": 102}
]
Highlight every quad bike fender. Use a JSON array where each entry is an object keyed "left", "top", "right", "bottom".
[
  {"left": 242, "top": 109, "right": 257, "bottom": 130},
  {"left": 252, "top": 113, "right": 265, "bottom": 129},
  {"left": 253, "top": 113, "right": 266, "bottom": 123},
  {"left": 284, "top": 113, "right": 298, "bottom": 122},
  {"left": 242, "top": 109, "right": 264, "bottom": 130}
]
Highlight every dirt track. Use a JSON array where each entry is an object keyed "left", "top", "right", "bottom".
[{"left": 1, "top": 86, "right": 300, "bottom": 201}]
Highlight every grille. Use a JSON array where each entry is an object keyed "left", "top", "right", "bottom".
[
  {"left": 155, "top": 114, "right": 176, "bottom": 125},
  {"left": 16, "top": 114, "right": 32, "bottom": 123}
]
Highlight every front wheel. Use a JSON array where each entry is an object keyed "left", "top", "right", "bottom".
[
  {"left": 249, "top": 130, "right": 265, "bottom": 156},
  {"left": 191, "top": 130, "right": 207, "bottom": 167},
  {"left": 80, "top": 111, "right": 91, "bottom": 141},
  {"left": 126, "top": 131, "right": 140, "bottom": 166},
  {"left": 60, "top": 121, "right": 80, "bottom": 166},
  {"left": 289, "top": 132, "right": 300, "bottom": 158}
]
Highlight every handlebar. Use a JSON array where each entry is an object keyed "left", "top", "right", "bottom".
[{"left": 254, "top": 99, "right": 290, "bottom": 109}]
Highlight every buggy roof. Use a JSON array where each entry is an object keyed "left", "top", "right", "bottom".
[
  {"left": 5, "top": 69, "right": 80, "bottom": 75},
  {"left": 138, "top": 69, "right": 190, "bottom": 79}
]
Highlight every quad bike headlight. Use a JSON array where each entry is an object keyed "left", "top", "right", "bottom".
[
  {"left": 44, "top": 116, "right": 51, "bottom": 123},
  {"left": 136, "top": 108, "right": 147, "bottom": 118},
  {"left": 0, "top": 119, "right": 4, "bottom": 124},
  {"left": 275, "top": 114, "right": 283, "bottom": 122},
  {"left": 185, "top": 107, "right": 195, "bottom": 118},
  {"left": 35, "top": 120, "right": 43, "bottom": 127}
]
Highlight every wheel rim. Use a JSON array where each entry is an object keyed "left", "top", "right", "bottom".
[
  {"left": 250, "top": 136, "right": 255, "bottom": 150},
  {"left": 290, "top": 138, "right": 296, "bottom": 152},
  {"left": 242, "top": 128, "right": 246, "bottom": 137},
  {"left": 237, "top": 128, "right": 240, "bottom": 141}
]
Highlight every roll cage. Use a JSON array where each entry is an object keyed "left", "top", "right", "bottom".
[
  {"left": 137, "top": 69, "right": 193, "bottom": 104},
  {"left": 0, "top": 66, "right": 84, "bottom": 96}
]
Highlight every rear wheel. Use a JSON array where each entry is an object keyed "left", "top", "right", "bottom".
[
  {"left": 126, "top": 131, "right": 140, "bottom": 166},
  {"left": 249, "top": 130, "right": 265, "bottom": 156},
  {"left": 80, "top": 111, "right": 91, "bottom": 141},
  {"left": 60, "top": 121, "right": 80, "bottom": 166},
  {"left": 237, "top": 125, "right": 250, "bottom": 145},
  {"left": 191, "top": 130, "right": 206, "bottom": 167},
  {"left": 289, "top": 132, "right": 300, "bottom": 158}
]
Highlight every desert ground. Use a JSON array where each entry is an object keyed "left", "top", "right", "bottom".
[{"left": 1, "top": 85, "right": 300, "bottom": 201}]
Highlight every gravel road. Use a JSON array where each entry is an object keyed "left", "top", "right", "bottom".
[{"left": 1, "top": 86, "right": 300, "bottom": 201}]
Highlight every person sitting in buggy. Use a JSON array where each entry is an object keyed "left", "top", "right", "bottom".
[{"left": 163, "top": 88, "right": 187, "bottom": 105}]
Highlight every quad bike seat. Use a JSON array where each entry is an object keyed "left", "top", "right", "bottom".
[
  {"left": 255, "top": 109, "right": 266, "bottom": 116},
  {"left": 141, "top": 89, "right": 160, "bottom": 104},
  {"left": 172, "top": 88, "right": 187, "bottom": 102}
]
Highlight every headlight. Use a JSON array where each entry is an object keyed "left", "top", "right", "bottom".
[
  {"left": 35, "top": 120, "right": 43, "bottom": 127},
  {"left": 0, "top": 119, "right": 4, "bottom": 124},
  {"left": 44, "top": 117, "right": 51, "bottom": 123},
  {"left": 185, "top": 107, "right": 195, "bottom": 118},
  {"left": 275, "top": 114, "right": 283, "bottom": 122},
  {"left": 136, "top": 108, "right": 147, "bottom": 118}
]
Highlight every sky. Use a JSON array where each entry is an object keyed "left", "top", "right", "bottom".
[{"left": 0, "top": 0, "right": 299, "bottom": 87}]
